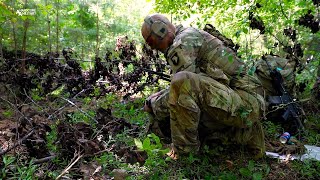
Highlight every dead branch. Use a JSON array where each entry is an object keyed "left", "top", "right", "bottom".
[
  {"left": 60, "top": 97, "right": 98, "bottom": 123},
  {"left": 0, "top": 96, "right": 33, "bottom": 127},
  {"left": 32, "top": 155, "right": 57, "bottom": 164},
  {"left": 23, "top": 88, "right": 50, "bottom": 117},
  {"left": 56, "top": 152, "right": 83, "bottom": 180},
  {"left": 47, "top": 89, "right": 87, "bottom": 120},
  {"left": 0, "top": 129, "right": 35, "bottom": 156}
]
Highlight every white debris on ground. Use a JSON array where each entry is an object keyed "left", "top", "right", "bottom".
[{"left": 266, "top": 145, "right": 320, "bottom": 162}]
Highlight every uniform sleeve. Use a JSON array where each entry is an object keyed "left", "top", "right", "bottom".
[
  {"left": 166, "top": 30, "right": 203, "bottom": 74},
  {"left": 150, "top": 88, "right": 170, "bottom": 119}
]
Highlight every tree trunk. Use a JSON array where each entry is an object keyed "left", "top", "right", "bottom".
[
  {"left": 81, "top": 33, "right": 84, "bottom": 60},
  {"left": 0, "top": 32, "right": 3, "bottom": 59},
  {"left": 12, "top": 22, "right": 17, "bottom": 59},
  {"left": 21, "top": 20, "right": 29, "bottom": 73},
  {"left": 56, "top": 0, "right": 59, "bottom": 53},
  {"left": 11, "top": 0, "right": 17, "bottom": 59},
  {"left": 21, "top": 0, "right": 30, "bottom": 73},
  {"left": 46, "top": 0, "right": 51, "bottom": 54},
  {"left": 95, "top": 3, "right": 100, "bottom": 57}
]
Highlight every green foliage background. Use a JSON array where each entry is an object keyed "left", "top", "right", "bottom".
[
  {"left": 0, "top": 0, "right": 153, "bottom": 59},
  {"left": 1, "top": 0, "right": 318, "bottom": 86},
  {"left": 155, "top": 0, "right": 320, "bottom": 87},
  {"left": 0, "top": 1, "right": 319, "bottom": 179}
]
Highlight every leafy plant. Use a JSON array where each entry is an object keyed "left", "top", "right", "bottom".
[
  {"left": 66, "top": 110, "right": 96, "bottom": 125},
  {"left": 262, "top": 120, "right": 282, "bottom": 139},
  {"left": 95, "top": 152, "right": 120, "bottom": 172},
  {"left": 293, "top": 159, "right": 320, "bottom": 179},
  {"left": 239, "top": 160, "right": 269, "bottom": 180},
  {"left": 1, "top": 155, "right": 16, "bottom": 179},
  {"left": 46, "top": 124, "right": 58, "bottom": 152},
  {"left": 1, "top": 156, "right": 38, "bottom": 180},
  {"left": 134, "top": 133, "right": 169, "bottom": 168},
  {"left": 31, "top": 88, "right": 44, "bottom": 101},
  {"left": 15, "top": 160, "right": 37, "bottom": 180},
  {"left": 2, "top": 109, "right": 13, "bottom": 118}
]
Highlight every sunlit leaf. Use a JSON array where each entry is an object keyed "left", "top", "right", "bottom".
[{"left": 134, "top": 138, "right": 143, "bottom": 149}]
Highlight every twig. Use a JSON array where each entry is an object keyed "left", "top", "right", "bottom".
[
  {"left": 279, "top": 0, "right": 289, "bottom": 20},
  {"left": 47, "top": 89, "right": 86, "bottom": 120},
  {"left": 60, "top": 97, "right": 98, "bottom": 123},
  {"left": 0, "top": 96, "right": 33, "bottom": 126},
  {"left": 0, "top": 130, "right": 35, "bottom": 156},
  {"left": 91, "top": 124, "right": 107, "bottom": 140},
  {"left": 32, "top": 155, "right": 57, "bottom": 164},
  {"left": 23, "top": 88, "right": 50, "bottom": 117},
  {"left": 55, "top": 153, "right": 83, "bottom": 180}
]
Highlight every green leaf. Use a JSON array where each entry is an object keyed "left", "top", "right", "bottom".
[
  {"left": 3, "top": 110, "right": 13, "bottom": 118},
  {"left": 46, "top": 4, "right": 53, "bottom": 10},
  {"left": 134, "top": 138, "right": 143, "bottom": 149},
  {"left": 264, "top": 165, "right": 271, "bottom": 176},
  {"left": 165, "top": 156, "right": 172, "bottom": 161},
  {"left": 143, "top": 137, "right": 151, "bottom": 150},
  {"left": 235, "top": 30, "right": 241, "bottom": 37},
  {"left": 149, "top": 133, "right": 161, "bottom": 147},
  {"left": 3, "top": 155, "right": 16, "bottom": 166},
  {"left": 159, "top": 148, "right": 170, "bottom": 155},
  {"left": 248, "top": 160, "right": 255, "bottom": 172},
  {"left": 252, "top": 172, "right": 263, "bottom": 180},
  {"left": 243, "top": 28, "right": 248, "bottom": 34},
  {"left": 28, "top": 16, "right": 35, "bottom": 21},
  {"left": 21, "top": 16, "right": 27, "bottom": 20},
  {"left": 239, "top": 168, "right": 251, "bottom": 177}
]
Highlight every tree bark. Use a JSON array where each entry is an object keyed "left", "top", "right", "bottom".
[
  {"left": 0, "top": 32, "right": 3, "bottom": 59},
  {"left": 95, "top": 2, "right": 100, "bottom": 57},
  {"left": 21, "top": 0, "right": 30, "bottom": 73},
  {"left": 46, "top": 0, "right": 51, "bottom": 54},
  {"left": 81, "top": 33, "right": 84, "bottom": 60},
  {"left": 56, "top": 0, "right": 60, "bottom": 53},
  {"left": 11, "top": 0, "right": 17, "bottom": 59}
]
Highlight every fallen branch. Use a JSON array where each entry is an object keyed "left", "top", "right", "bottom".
[
  {"left": 23, "top": 88, "right": 50, "bottom": 117},
  {"left": 0, "top": 96, "right": 33, "bottom": 126},
  {"left": 56, "top": 153, "right": 83, "bottom": 180},
  {"left": 47, "top": 89, "right": 87, "bottom": 120},
  {"left": 32, "top": 155, "right": 57, "bottom": 164},
  {"left": 60, "top": 97, "right": 98, "bottom": 123},
  {"left": 0, "top": 129, "right": 35, "bottom": 156}
]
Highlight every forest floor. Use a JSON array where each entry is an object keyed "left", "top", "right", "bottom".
[{"left": 0, "top": 49, "right": 320, "bottom": 179}]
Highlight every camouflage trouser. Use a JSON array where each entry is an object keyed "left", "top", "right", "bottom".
[{"left": 148, "top": 71, "right": 265, "bottom": 158}]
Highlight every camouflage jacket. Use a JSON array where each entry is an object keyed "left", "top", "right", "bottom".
[{"left": 164, "top": 25, "right": 263, "bottom": 95}]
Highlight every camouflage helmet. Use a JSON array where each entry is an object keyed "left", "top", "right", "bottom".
[{"left": 141, "top": 14, "right": 175, "bottom": 51}]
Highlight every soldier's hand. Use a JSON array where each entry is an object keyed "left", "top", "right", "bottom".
[{"left": 143, "top": 92, "right": 162, "bottom": 113}]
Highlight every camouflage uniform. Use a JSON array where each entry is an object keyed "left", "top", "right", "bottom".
[{"left": 148, "top": 25, "right": 266, "bottom": 157}]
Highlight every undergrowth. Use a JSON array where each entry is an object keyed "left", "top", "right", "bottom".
[{"left": 1, "top": 86, "right": 320, "bottom": 179}]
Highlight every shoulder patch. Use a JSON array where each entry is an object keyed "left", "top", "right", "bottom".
[{"left": 171, "top": 53, "right": 179, "bottom": 66}]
